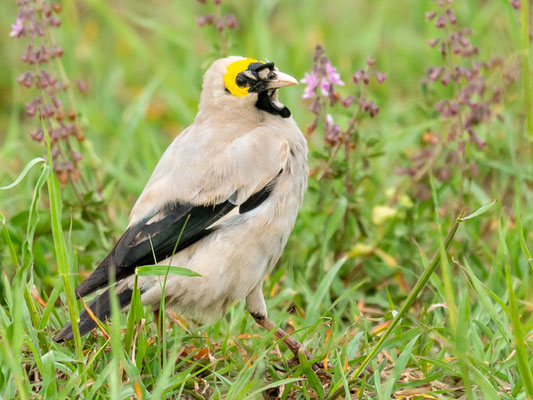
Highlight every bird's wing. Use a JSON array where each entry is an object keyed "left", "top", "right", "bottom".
[{"left": 75, "top": 126, "right": 289, "bottom": 298}]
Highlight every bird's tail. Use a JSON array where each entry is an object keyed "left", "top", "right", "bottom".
[{"left": 53, "top": 287, "right": 133, "bottom": 342}]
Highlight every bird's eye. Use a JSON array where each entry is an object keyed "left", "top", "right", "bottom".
[
  {"left": 267, "top": 71, "right": 276, "bottom": 80},
  {"left": 235, "top": 74, "right": 249, "bottom": 88}
]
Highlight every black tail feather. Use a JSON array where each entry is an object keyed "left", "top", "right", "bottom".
[
  {"left": 74, "top": 251, "right": 117, "bottom": 299},
  {"left": 53, "top": 288, "right": 133, "bottom": 342}
]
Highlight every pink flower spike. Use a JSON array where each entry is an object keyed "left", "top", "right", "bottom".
[{"left": 10, "top": 17, "right": 25, "bottom": 38}]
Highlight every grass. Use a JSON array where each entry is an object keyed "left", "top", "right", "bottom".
[{"left": 1, "top": 0, "right": 532, "bottom": 399}]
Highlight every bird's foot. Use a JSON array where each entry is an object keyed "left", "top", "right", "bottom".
[
  {"left": 251, "top": 314, "right": 324, "bottom": 371},
  {"left": 274, "top": 351, "right": 325, "bottom": 372},
  {"left": 281, "top": 336, "right": 324, "bottom": 371}
]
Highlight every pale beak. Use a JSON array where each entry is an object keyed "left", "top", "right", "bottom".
[{"left": 266, "top": 71, "right": 299, "bottom": 89}]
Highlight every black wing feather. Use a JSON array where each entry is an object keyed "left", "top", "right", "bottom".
[
  {"left": 115, "top": 201, "right": 236, "bottom": 271},
  {"left": 239, "top": 170, "right": 282, "bottom": 214},
  {"left": 75, "top": 201, "right": 235, "bottom": 298},
  {"left": 75, "top": 171, "right": 282, "bottom": 299}
]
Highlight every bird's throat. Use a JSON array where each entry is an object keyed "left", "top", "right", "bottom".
[{"left": 255, "top": 90, "right": 291, "bottom": 118}]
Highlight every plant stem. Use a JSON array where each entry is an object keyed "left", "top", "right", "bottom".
[
  {"left": 521, "top": 0, "right": 533, "bottom": 142},
  {"left": 215, "top": 3, "right": 228, "bottom": 57},
  {"left": 443, "top": 23, "right": 469, "bottom": 203}
]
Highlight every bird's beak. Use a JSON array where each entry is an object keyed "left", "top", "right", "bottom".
[{"left": 266, "top": 71, "right": 299, "bottom": 89}]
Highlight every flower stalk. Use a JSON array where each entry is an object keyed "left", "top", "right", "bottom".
[{"left": 10, "top": 0, "right": 88, "bottom": 188}]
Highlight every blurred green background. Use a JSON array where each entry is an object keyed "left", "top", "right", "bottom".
[
  {"left": 0, "top": 0, "right": 518, "bottom": 191},
  {"left": 1, "top": 0, "right": 524, "bottom": 270},
  {"left": 1, "top": 0, "right": 532, "bottom": 398},
  {"left": 0, "top": 0, "right": 527, "bottom": 295}
]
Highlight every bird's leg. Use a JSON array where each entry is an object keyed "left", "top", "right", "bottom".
[
  {"left": 246, "top": 284, "right": 323, "bottom": 369},
  {"left": 251, "top": 313, "right": 323, "bottom": 370},
  {"left": 252, "top": 314, "right": 303, "bottom": 354}
]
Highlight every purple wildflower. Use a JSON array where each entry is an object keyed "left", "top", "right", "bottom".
[
  {"left": 197, "top": 14, "right": 215, "bottom": 27},
  {"left": 301, "top": 44, "right": 385, "bottom": 145},
  {"left": 509, "top": 0, "right": 520, "bottom": 10},
  {"left": 325, "top": 60, "right": 344, "bottom": 86},
  {"left": 341, "top": 96, "right": 355, "bottom": 108},
  {"left": 301, "top": 59, "right": 343, "bottom": 99},
  {"left": 320, "top": 60, "right": 344, "bottom": 95},
  {"left": 10, "top": 17, "right": 25, "bottom": 38},
  {"left": 225, "top": 14, "right": 238, "bottom": 29},
  {"left": 324, "top": 114, "right": 340, "bottom": 145},
  {"left": 195, "top": 0, "right": 239, "bottom": 56},
  {"left": 11, "top": 0, "right": 89, "bottom": 185},
  {"left": 375, "top": 71, "right": 387, "bottom": 83},
  {"left": 301, "top": 71, "right": 319, "bottom": 99},
  {"left": 320, "top": 79, "right": 331, "bottom": 96}
]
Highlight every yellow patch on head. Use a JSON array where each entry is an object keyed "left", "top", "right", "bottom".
[{"left": 224, "top": 58, "right": 264, "bottom": 97}]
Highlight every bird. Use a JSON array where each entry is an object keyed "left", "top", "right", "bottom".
[{"left": 53, "top": 56, "right": 312, "bottom": 363}]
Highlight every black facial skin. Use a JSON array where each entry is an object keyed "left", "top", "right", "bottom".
[{"left": 234, "top": 61, "right": 291, "bottom": 119}]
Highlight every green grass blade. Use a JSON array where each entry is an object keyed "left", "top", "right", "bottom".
[
  {"left": 135, "top": 265, "right": 202, "bottom": 277},
  {"left": 39, "top": 280, "right": 63, "bottom": 330},
  {"left": 505, "top": 260, "right": 533, "bottom": 396},
  {"left": 459, "top": 200, "right": 496, "bottom": 221},
  {"left": 0, "top": 326, "right": 30, "bottom": 400},
  {"left": 0, "top": 212, "right": 20, "bottom": 267},
  {"left": 0, "top": 157, "right": 45, "bottom": 190},
  {"left": 108, "top": 282, "right": 123, "bottom": 400},
  {"left": 124, "top": 273, "right": 139, "bottom": 353},
  {"left": 429, "top": 173, "right": 458, "bottom": 332},
  {"left": 304, "top": 256, "right": 347, "bottom": 326},
  {"left": 243, "top": 378, "right": 303, "bottom": 400}
]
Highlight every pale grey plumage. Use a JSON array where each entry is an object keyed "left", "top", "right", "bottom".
[
  {"left": 125, "top": 57, "right": 308, "bottom": 320},
  {"left": 54, "top": 56, "right": 309, "bottom": 345}
]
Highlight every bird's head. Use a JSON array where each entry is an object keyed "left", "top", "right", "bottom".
[{"left": 199, "top": 56, "right": 298, "bottom": 119}]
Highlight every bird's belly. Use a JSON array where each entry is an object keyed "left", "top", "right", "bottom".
[{"left": 137, "top": 193, "right": 300, "bottom": 321}]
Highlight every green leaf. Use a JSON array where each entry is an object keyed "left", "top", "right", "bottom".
[
  {"left": 20, "top": 164, "right": 50, "bottom": 270},
  {"left": 505, "top": 260, "right": 533, "bottom": 396},
  {"left": 243, "top": 378, "right": 302, "bottom": 400},
  {"left": 40, "top": 351, "right": 58, "bottom": 398},
  {"left": 300, "top": 352, "right": 325, "bottom": 398},
  {"left": 459, "top": 200, "right": 496, "bottom": 221},
  {"left": 324, "top": 197, "right": 347, "bottom": 243},
  {"left": 0, "top": 211, "right": 20, "bottom": 267},
  {"left": 305, "top": 256, "right": 347, "bottom": 326},
  {"left": 383, "top": 334, "right": 420, "bottom": 399},
  {"left": 135, "top": 265, "right": 202, "bottom": 277}
]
